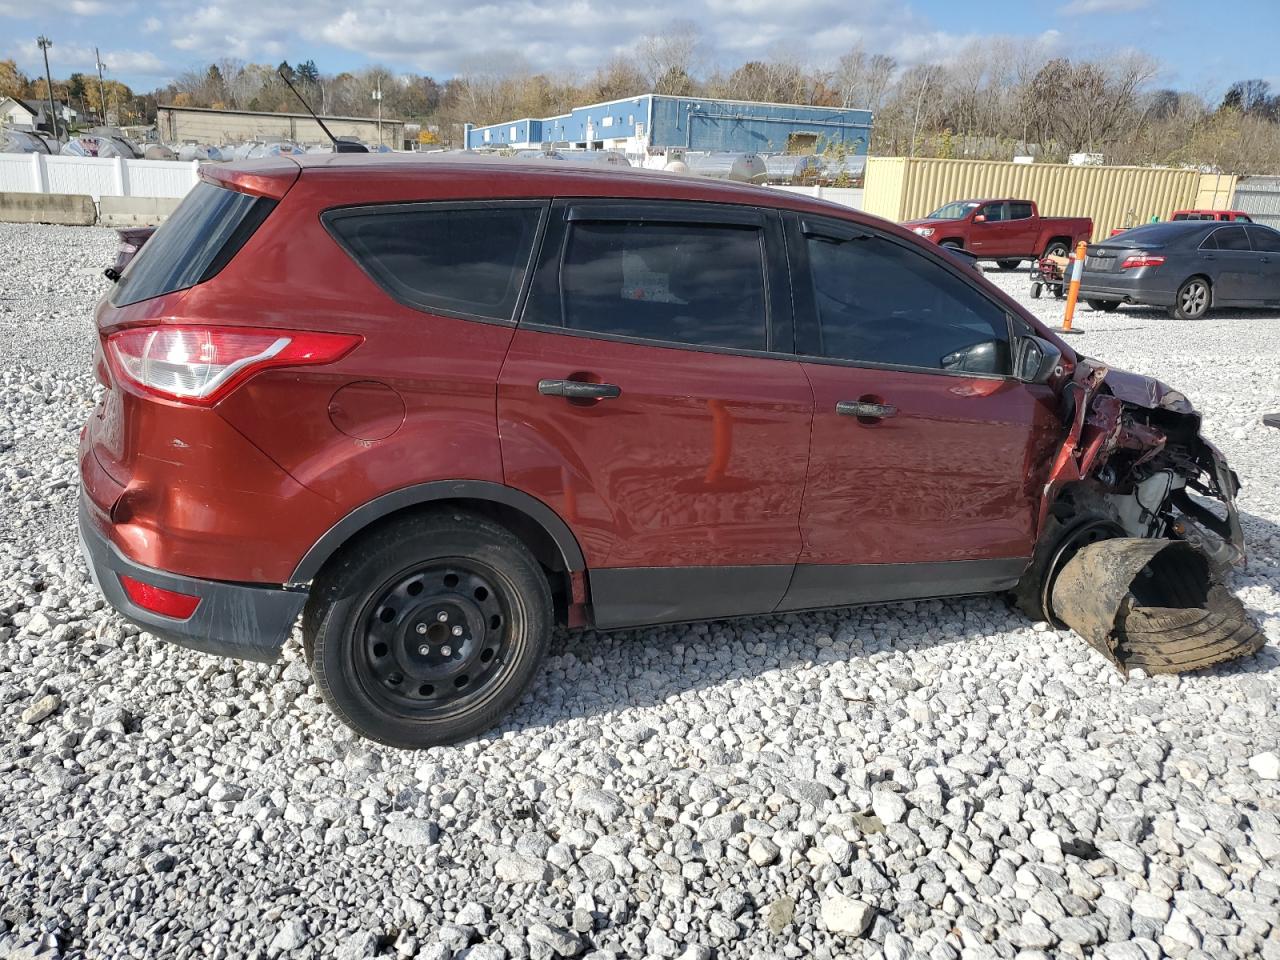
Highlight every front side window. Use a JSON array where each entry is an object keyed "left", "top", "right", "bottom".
[
  {"left": 803, "top": 232, "right": 1010, "bottom": 375},
  {"left": 979, "top": 203, "right": 1006, "bottom": 222},
  {"left": 325, "top": 202, "right": 543, "bottom": 321},
  {"left": 557, "top": 220, "right": 768, "bottom": 351},
  {"left": 1246, "top": 225, "right": 1280, "bottom": 253}
]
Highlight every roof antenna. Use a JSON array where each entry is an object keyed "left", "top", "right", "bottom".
[{"left": 278, "top": 68, "right": 368, "bottom": 153}]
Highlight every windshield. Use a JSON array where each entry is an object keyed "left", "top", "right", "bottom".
[{"left": 924, "top": 201, "right": 979, "bottom": 221}]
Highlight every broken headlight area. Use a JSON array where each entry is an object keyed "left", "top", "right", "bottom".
[{"left": 1032, "top": 360, "right": 1261, "bottom": 675}]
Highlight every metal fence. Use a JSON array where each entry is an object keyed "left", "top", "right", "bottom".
[
  {"left": 0, "top": 153, "right": 200, "bottom": 201},
  {"left": 1233, "top": 176, "right": 1280, "bottom": 228}
]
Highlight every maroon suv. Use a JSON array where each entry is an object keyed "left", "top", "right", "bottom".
[{"left": 80, "top": 155, "right": 1245, "bottom": 747}]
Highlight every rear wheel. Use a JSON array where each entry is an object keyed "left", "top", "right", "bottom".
[
  {"left": 996, "top": 259, "right": 1022, "bottom": 271},
  {"left": 1043, "top": 241, "right": 1070, "bottom": 260},
  {"left": 1168, "top": 277, "right": 1210, "bottom": 320},
  {"left": 1087, "top": 299, "right": 1120, "bottom": 312},
  {"left": 304, "top": 511, "right": 552, "bottom": 748}
]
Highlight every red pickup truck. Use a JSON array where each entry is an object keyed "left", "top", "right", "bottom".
[{"left": 901, "top": 199, "right": 1093, "bottom": 269}]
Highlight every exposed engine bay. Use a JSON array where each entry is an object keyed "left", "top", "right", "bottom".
[{"left": 1023, "top": 358, "right": 1263, "bottom": 674}]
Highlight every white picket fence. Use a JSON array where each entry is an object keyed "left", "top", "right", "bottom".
[{"left": 0, "top": 153, "right": 200, "bottom": 201}]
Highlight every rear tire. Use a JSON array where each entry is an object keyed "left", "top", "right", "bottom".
[
  {"left": 1043, "top": 241, "right": 1070, "bottom": 260},
  {"left": 996, "top": 259, "right": 1022, "bottom": 271},
  {"left": 304, "top": 511, "right": 552, "bottom": 748},
  {"left": 1087, "top": 299, "right": 1120, "bottom": 313},
  {"left": 1168, "top": 277, "right": 1211, "bottom": 320}
]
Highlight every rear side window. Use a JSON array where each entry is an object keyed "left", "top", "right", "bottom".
[
  {"left": 557, "top": 220, "right": 767, "bottom": 351},
  {"left": 111, "top": 181, "right": 274, "bottom": 307},
  {"left": 1008, "top": 202, "right": 1034, "bottom": 220},
  {"left": 325, "top": 202, "right": 544, "bottom": 322},
  {"left": 1213, "top": 226, "right": 1251, "bottom": 251},
  {"left": 802, "top": 232, "right": 1010, "bottom": 375}
]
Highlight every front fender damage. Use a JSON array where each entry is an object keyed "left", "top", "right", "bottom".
[{"left": 1035, "top": 359, "right": 1262, "bottom": 674}]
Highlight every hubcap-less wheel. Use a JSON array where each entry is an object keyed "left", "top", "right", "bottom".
[
  {"left": 1178, "top": 280, "right": 1209, "bottom": 319},
  {"left": 355, "top": 562, "right": 511, "bottom": 718},
  {"left": 1041, "top": 519, "right": 1124, "bottom": 628}
]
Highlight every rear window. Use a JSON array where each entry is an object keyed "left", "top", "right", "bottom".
[
  {"left": 324, "top": 202, "right": 544, "bottom": 322},
  {"left": 1104, "top": 222, "right": 1200, "bottom": 246},
  {"left": 111, "top": 181, "right": 275, "bottom": 307}
]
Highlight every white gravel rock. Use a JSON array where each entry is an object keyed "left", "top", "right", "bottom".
[{"left": 0, "top": 229, "right": 1278, "bottom": 959}]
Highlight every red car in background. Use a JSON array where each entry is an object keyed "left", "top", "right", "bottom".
[
  {"left": 80, "top": 156, "right": 1248, "bottom": 747},
  {"left": 901, "top": 198, "right": 1093, "bottom": 270},
  {"left": 1170, "top": 209, "right": 1252, "bottom": 222}
]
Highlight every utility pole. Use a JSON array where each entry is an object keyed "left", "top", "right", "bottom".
[
  {"left": 36, "top": 36, "right": 58, "bottom": 141},
  {"left": 372, "top": 79, "right": 383, "bottom": 148},
  {"left": 95, "top": 47, "right": 108, "bottom": 126}
]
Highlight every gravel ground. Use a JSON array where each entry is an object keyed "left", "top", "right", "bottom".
[{"left": 1, "top": 221, "right": 1278, "bottom": 960}]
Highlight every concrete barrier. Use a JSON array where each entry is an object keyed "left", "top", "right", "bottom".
[
  {"left": 99, "top": 195, "right": 184, "bottom": 227},
  {"left": 0, "top": 191, "right": 96, "bottom": 226}
]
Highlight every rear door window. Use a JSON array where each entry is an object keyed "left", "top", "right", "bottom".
[
  {"left": 799, "top": 225, "right": 1011, "bottom": 375},
  {"left": 547, "top": 214, "right": 769, "bottom": 351},
  {"left": 1008, "top": 202, "right": 1034, "bottom": 220},
  {"left": 1214, "top": 225, "right": 1251, "bottom": 251},
  {"left": 111, "top": 181, "right": 275, "bottom": 307},
  {"left": 324, "top": 202, "right": 545, "bottom": 322}
]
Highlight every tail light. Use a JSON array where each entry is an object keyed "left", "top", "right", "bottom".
[
  {"left": 106, "top": 326, "right": 361, "bottom": 406},
  {"left": 1121, "top": 254, "right": 1165, "bottom": 270},
  {"left": 119, "top": 575, "right": 200, "bottom": 619}
]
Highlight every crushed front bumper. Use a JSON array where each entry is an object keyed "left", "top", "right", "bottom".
[{"left": 79, "top": 495, "right": 305, "bottom": 662}]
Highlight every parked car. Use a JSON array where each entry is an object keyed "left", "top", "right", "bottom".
[
  {"left": 1170, "top": 209, "right": 1252, "bottom": 223},
  {"left": 901, "top": 199, "right": 1092, "bottom": 269},
  {"left": 1080, "top": 220, "right": 1280, "bottom": 319},
  {"left": 79, "top": 157, "right": 1247, "bottom": 747}
]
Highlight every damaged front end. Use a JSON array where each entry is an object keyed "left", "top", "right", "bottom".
[{"left": 1027, "top": 359, "right": 1263, "bottom": 674}]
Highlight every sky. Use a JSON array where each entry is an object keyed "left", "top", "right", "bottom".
[{"left": 3, "top": 0, "right": 1278, "bottom": 99}]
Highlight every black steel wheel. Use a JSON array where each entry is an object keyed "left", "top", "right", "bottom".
[
  {"left": 355, "top": 562, "right": 513, "bottom": 718},
  {"left": 305, "top": 511, "right": 552, "bottom": 748}
]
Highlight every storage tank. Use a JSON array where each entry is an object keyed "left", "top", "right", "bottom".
[
  {"left": 819, "top": 154, "right": 867, "bottom": 185},
  {"left": 556, "top": 150, "right": 631, "bottom": 168},
  {"left": 685, "top": 152, "right": 767, "bottom": 183},
  {"left": 763, "top": 154, "right": 821, "bottom": 184}
]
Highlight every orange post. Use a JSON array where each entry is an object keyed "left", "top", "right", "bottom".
[{"left": 1060, "top": 239, "right": 1089, "bottom": 335}]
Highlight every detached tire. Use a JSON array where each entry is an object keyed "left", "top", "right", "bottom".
[
  {"left": 304, "top": 511, "right": 552, "bottom": 748},
  {"left": 1168, "top": 277, "right": 1211, "bottom": 320},
  {"left": 1013, "top": 488, "right": 1124, "bottom": 624}
]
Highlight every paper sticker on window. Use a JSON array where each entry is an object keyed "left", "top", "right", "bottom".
[{"left": 622, "top": 251, "right": 681, "bottom": 303}]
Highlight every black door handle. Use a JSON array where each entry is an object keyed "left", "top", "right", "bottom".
[
  {"left": 836, "top": 400, "right": 897, "bottom": 419},
  {"left": 538, "top": 379, "right": 621, "bottom": 400}
]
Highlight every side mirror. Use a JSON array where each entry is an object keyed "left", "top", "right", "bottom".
[
  {"left": 1016, "top": 335, "right": 1063, "bottom": 384},
  {"left": 972, "top": 214, "right": 986, "bottom": 223}
]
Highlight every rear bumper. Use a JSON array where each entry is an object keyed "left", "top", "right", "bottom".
[
  {"left": 1079, "top": 278, "right": 1175, "bottom": 307},
  {"left": 79, "top": 495, "right": 306, "bottom": 662}
]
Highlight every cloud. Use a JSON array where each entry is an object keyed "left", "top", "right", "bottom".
[
  {"left": 143, "top": 17, "right": 163, "bottom": 33},
  {"left": 1060, "top": 0, "right": 1153, "bottom": 14}
]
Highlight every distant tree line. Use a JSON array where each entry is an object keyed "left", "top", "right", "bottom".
[{"left": 3, "top": 26, "right": 1279, "bottom": 172}]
